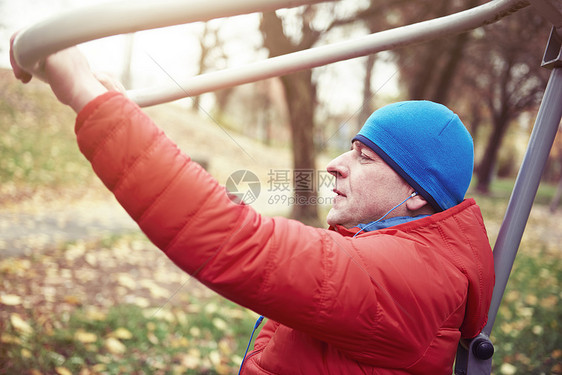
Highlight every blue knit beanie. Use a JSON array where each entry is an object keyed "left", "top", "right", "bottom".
[{"left": 352, "top": 101, "right": 474, "bottom": 211}]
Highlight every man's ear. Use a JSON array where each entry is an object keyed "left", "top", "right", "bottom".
[{"left": 405, "top": 192, "right": 430, "bottom": 212}]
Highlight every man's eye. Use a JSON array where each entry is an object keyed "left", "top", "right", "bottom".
[{"left": 360, "top": 153, "right": 371, "bottom": 160}]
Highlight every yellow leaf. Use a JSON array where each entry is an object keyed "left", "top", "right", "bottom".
[
  {"left": 218, "top": 339, "right": 232, "bottom": 355},
  {"left": 104, "top": 337, "right": 126, "bottom": 355},
  {"left": 75, "top": 330, "right": 98, "bottom": 344},
  {"left": 29, "top": 370, "right": 42, "bottom": 375},
  {"left": 84, "top": 307, "right": 106, "bottom": 321},
  {"left": 116, "top": 273, "right": 136, "bottom": 290},
  {"left": 10, "top": 313, "right": 33, "bottom": 334},
  {"left": 63, "top": 295, "right": 82, "bottom": 306},
  {"left": 55, "top": 367, "right": 72, "bottom": 375},
  {"left": 500, "top": 363, "right": 517, "bottom": 375},
  {"left": 215, "top": 363, "right": 231, "bottom": 375},
  {"left": 21, "top": 348, "right": 32, "bottom": 358},
  {"left": 108, "top": 327, "right": 133, "bottom": 340},
  {"left": 0, "top": 294, "right": 22, "bottom": 306},
  {"left": 139, "top": 279, "right": 169, "bottom": 299},
  {"left": 133, "top": 297, "right": 149, "bottom": 308},
  {"left": 532, "top": 325, "right": 543, "bottom": 335},
  {"left": 92, "top": 364, "right": 107, "bottom": 372},
  {"left": 1, "top": 333, "right": 21, "bottom": 345},
  {"left": 212, "top": 318, "right": 228, "bottom": 332},
  {"left": 147, "top": 332, "right": 159, "bottom": 345},
  {"left": 180, "top": 350, "right": 201, "bottom": 369},
  {"left": 209, "top": 350, "right": 221, "bottom": 366},
  {"left": 189, "top": 327, "right": 201, "bottom": 337}
]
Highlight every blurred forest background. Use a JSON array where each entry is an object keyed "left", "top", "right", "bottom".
[{"left": 0, "top": 0, "right": 561, "bottom": 374}]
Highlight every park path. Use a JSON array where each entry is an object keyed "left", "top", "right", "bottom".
[{"left": 0, "top": 192, "right": 139, "bottom": 257}]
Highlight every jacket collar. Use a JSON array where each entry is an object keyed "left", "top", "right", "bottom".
[{"left": 329, "top": 199, "right": 476, "bottom": 237}]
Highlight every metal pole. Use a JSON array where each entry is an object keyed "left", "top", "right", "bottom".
[
  {"left": 455, "top": 26, "right": 562, "bottom": 375},
  {"left": 484, "top": 28, "right": 562, "bottom": 337}
]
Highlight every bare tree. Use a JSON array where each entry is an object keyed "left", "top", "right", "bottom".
[
  {"left": 191, "top": 22, "right": 235, "bottom": 114},
  {"left": 467, "top": 7, "right": 550, "bottom": 192},
  {"left": 260, "top": 8, "right": 321, "bottom": 225},
  {"left": 392, "top": 0, "right": 482, "bottom": 104}
]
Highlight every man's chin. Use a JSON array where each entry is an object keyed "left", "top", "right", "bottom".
[{"left": 326, "top": 208, "right": 341, "bottom": 227}]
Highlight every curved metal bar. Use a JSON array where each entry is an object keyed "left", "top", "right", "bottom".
[
  {"left": 12, "top": 0, "right": 326, "bottom": 76},
  {"left": 129, "top": 0, "right": 529, "bottom": 106},
  {"left": 12, "top": 0, "right": 529, "bottom": 107}
]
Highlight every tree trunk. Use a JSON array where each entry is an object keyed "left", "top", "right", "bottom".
[
  {"left": 280, "top": 72, "right": 320, "bottom": 226},
  {"left": 476, "top": 112, "right": 511, "bottom": 193},
  {"left": 260, "top": 11, "right": 320, "bottom": 226},
  {"left": 430, "top": 31, "right": 470, "bottom": 104},
  {"left": 357, "top": 55, "right": 377, "bottom": 132}
]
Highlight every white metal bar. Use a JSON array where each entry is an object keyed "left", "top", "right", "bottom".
[
  {"left": 12, "top": 0, "right": 327, "bottom": 76},
  {"left": 129, "top": 0, "right": 529, "bottom": 106},
  {"left": 12, "top": 0, "right": 528, "bottom": 107}
]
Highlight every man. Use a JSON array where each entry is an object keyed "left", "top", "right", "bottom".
[{"left": 11, "top": 39, "right": 494, "bottom": 374}]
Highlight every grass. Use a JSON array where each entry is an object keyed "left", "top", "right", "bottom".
[
  {"left": 0, "top": 72, "right": 94, "bottom": 191},
  {"left": 470, "top": 185, "right": 562, "bottom": 375},
  {"left": 1, "top": 299, "right": 258, "bottom": 374}
]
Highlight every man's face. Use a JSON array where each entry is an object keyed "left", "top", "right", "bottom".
[{"left": 326, "top": 140, "right": 413, "bottom": 229}]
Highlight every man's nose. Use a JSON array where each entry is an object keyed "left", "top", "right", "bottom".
[{"left": 326, "top": 151, "right": 350, "bottom": 178}]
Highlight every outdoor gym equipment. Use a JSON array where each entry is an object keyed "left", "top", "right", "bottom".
[{"left": 11, "top": 0, "right": 562, "bottom": 374}]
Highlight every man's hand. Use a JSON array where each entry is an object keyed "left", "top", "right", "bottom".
[{"left": 10, "top": 32, "right": 109, "bottom": 113}]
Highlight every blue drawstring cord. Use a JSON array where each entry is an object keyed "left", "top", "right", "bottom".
[
  {"left": 353, "top": 193, "right": 416, "bottom": 238},
  {"left": 238, "top": 315, "right": 264, "bottom": 375}
]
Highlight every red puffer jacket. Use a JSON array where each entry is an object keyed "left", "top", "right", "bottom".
[{"left": 75, "top": 92, "right": 495, "bottom": 374}]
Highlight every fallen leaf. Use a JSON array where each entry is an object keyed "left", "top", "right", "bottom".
[
  {"left": 212, "top": 318, "right": 228, "bottom": 332},
  {"left": 500, "top": 363, "right": 517, "bottom": 375},
  {"left": 55, "top": 367, "right": 72, "bottom": 375},
  {"left": 63, "top": 295, "right": 82, "bottom": 306},
  {"left": 104, "top": 337, "right": 126, "bottom": 355},
  {"left": 209, "top": 350, "right": 221, "bottom": 366},
  {"left": 21, "top": 348, "right": 32, "bottom": 358},
  {"left": 84, "top": 307, "right": 107, "bottom": 321},
  {"left": 75, "top": 330, "right": 98, "bottom": 344},
  {"left": 108, "top": 327, "right": 133, "bottom": 340},
  {"left": 180, "top": 349, "right": 201, "bottom": 369},
  {"left": 116, "top": 273, "right": 136, "bottom": 290},
  {"left": 189, "top": 327, "right": 201, "bottom": 337},
  {"left": 0, "top": 333, "right": 21, "bottom": 345},
  {"left": 147, "top": 332, "right": 159, "bottom": 345},
  {"left": 10, "top": 313, "right": 33, "bottom": 334},
  {"left": 0, "top": 294, "right": 22, "bottom": 306},
  {"left": 92, "top": 364, "right": 106, "bottom": 372},
  {"left": 139, "top": 279, "right": 169, "bottom": 299}
]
